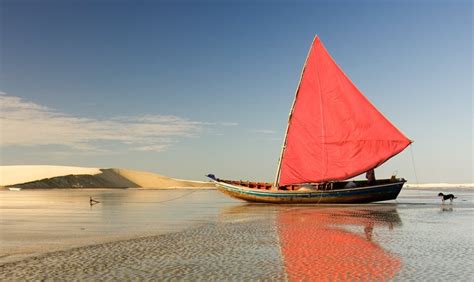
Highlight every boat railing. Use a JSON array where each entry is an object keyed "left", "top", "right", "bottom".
[{"left": 220, "top": 178, "right": 401, "bottom": 191}]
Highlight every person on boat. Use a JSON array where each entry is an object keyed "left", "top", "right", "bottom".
[
  {"left": 345, "top": 181, "right": 357, "bottom": 188},
  {"left": 366, "top": 169, "right": 376, "bottom": 185}
]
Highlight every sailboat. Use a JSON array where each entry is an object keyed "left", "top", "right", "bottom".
[{"left": 208, "top": 36, "right": 412, "bottom": 204}]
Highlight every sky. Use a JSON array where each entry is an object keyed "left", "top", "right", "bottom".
[{"left": 0, "top": 0, "right": 472, "bottom": 183}]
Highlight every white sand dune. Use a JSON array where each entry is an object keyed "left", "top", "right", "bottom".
[
  {"left": 0, "top": 165, "right": 101, "bottom": 187},
  {"left": 0, "top": 165, "right": 214, "bottom": 189},
  {"left": 109, "top": 168, "right": 211, "bottom": 188}
]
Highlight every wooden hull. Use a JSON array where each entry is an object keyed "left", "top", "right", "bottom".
[{"left": 214, "top": 180, "right": 405, "bottom": 204}]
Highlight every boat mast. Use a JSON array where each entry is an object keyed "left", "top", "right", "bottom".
[{"left": 272, "top": 35, "right": 318, "bottom": 190}]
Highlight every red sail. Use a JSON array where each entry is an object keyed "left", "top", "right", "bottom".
[{"left": 279, "top": 37, "right": 411, "bottom": 186}]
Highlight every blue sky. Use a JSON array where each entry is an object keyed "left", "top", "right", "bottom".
[{"left": 0, "top": 0, "right": 472, "bottom": 183}]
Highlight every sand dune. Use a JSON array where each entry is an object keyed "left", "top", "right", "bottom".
[
  {"left": 108, "top": 168, "right": 212, "bottom": 188},
  {"left": 0, "top": 165, "right": 214, "bottom": 189},
  {"left": 0, "top": 166, "right": 101, "bottom": 187}
]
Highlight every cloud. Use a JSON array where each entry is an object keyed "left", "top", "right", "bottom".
[
  {"left": 0, "top": 92, "right": 205, "bottom": 152},
  {"left": 216, "top": 122, "right": 239, "bottom": 127},
  {"left": 201, "top": 121, "right": 238, "bottom": 127},
  {"left": 252, "top": 129, "right": 276, "bottom": 134}
]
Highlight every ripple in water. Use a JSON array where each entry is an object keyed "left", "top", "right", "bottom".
[{"left": 0, "top": 220, "right": 285, "bottom": 280}]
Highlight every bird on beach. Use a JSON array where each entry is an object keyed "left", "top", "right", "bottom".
[{"left": 89, "top": 196, "right": 100, "bottom": 205}]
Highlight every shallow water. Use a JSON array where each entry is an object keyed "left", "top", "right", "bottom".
[{"left": 0, "top": 188, "right": 473, "bottom": 280}]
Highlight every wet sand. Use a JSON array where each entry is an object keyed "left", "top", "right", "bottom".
[
  {"left": 1, "top": 188, "right": 473, "bottom": 280},
  {"left": 0, "top": 189, "right": 232, "bottom": 263}
]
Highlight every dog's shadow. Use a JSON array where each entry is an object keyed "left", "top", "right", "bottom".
[{"left": 440, "top": 205, "right": 454, "bottom": 212}]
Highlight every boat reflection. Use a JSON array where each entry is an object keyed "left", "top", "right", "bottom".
[{"left": 220, "top": 204, "right": 402, "bottom": 280}]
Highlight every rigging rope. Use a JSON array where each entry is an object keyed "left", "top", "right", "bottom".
[
  {"left": 90, "top": 190, "right": 197, "bottom": 206},
  {"left": 154, "top": 190, "right": 196, "bottom": 204},
  {"left": 409, "top": 144, "right": 419, "bottom": 184}
]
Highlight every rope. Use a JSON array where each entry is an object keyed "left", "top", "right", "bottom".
[
  {"left": 154, "top": 190, "right": 196, "bottom": 204},
  {"left": 409, "top": 144, "right": 419, "bottom": 184},
  {"left": 89, "top": 190, "right": 196, "bottom": 208},
  {"left": 314, "top": 188, "right": 322, "bottom": 204},
  {"left": 121, "top": 190, "right": 197, "bottom": 205},
  {"left": 315, "top": 183, "right": 325, "bottom": 204}
]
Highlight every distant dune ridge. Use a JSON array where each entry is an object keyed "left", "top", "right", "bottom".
[
  {"left": 405, "top": 183, "right": 474, "bottom": 189},
  {"left": 0, "top": 166, "right": 215, "bottom": 189}
]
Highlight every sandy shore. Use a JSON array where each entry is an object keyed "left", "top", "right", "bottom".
[{"left": 0, "top": 220, "right": 284, "bottom": 280}]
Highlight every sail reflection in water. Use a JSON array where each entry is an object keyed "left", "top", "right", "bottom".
[
  {"left": 222, "top": 204, "right": 402, "bottom": 280},
  {"left": 277, "top": 206, "right": 401, "bottom": 280}
]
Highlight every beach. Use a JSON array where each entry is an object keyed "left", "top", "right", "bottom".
[{"left": 1, "top": 188, "right": 473, "bottom": 280}]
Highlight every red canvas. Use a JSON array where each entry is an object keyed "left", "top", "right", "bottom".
[{"left": 279, "top": 37, "right": 411, "bottom": 186}]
